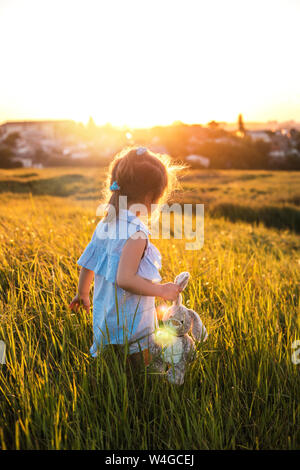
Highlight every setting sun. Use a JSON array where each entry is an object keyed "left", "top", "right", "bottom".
[{"left": 1, "top": 0, "right": 300, "bottom": 127}]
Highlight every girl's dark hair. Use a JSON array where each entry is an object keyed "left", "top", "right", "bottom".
[{"left": 103, "top": 146, "right": 182, "bottom": 220}]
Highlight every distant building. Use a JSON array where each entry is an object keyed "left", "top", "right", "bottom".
[
  {"left": 213, "top": 137, "right": 239, "bottom": 145},
  {"left": 148, "top": 144, "right": 168, "bottom": 154},
  {"left": 268, "top": 150, "right": 285, "bottom": 158},
  {"left": 0, "top": 120, "right": 78, "bottom": 167},
  {"left": 11, "top": 156, "right": 32, "bottom": 167},
  {"left": 0, "top": 120, "right": 75, "bottom": 139},
  {"left": 268, "top": 131, "right": 290, "bottom": 157},
  {"left": 247, "top": 131, "right": 272, "bottom": 143},
  {"left": 186, "top": 154, "right": 210, "bottom": 168}
]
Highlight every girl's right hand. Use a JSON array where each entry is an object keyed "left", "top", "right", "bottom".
[
  {"left": 69, "top": 293, "right": 90, "bottom": 313},
  {"left": 159, "top": 283, "right": 181, "bottom": 301}
]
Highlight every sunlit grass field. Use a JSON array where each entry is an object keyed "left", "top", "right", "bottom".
[{"left": 0, "top": 167, "right": 299, "bottom": 450}]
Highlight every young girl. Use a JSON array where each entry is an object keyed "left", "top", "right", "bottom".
[{"left": 69, "top": 146, "right": 182, "bottom": 367}]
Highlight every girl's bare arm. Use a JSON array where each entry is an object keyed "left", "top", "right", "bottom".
[
  {"left": 69, "top": 267, "right": 94, "bottom": 313},
  {"left": 116, "top": 235, "right": 181, "bottom": 301},
  {"left": 78, "top": 267, "right": 94, "bottom": 296}
]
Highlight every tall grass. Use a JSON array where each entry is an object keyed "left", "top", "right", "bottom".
[{"left": 0, "top": 170, "right": 299, "bottom": 449}]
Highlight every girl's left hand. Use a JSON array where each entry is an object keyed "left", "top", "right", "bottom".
[{"left": 69, "top": 293, "right": 90, "bottom": 313}]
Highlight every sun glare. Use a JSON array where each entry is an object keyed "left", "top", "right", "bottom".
[{"left": 157, "top": 304, "right": 169, "bottom": 321}]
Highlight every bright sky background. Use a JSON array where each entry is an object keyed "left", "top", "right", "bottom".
[{"left": 0, "top": 0, "right": 299, "bottom": 127}]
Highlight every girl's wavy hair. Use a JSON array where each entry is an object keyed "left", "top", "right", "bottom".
[{"left": 102, "top": 146, "right": 184, "bottom": 221}]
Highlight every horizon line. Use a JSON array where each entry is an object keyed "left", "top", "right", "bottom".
[{"left": 1, "top": 117, "right": 300, "bottom": 130}]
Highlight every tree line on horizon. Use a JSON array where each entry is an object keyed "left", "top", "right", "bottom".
[{"left": 0, "top": 117, "right": 300, "bottom": 170}]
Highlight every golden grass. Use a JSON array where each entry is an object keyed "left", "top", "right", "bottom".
[{"left": 0, "top": 168, "right": 299, "bottom": 449}]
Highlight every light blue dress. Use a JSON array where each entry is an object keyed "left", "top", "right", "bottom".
[{"left": 77, "top": 209, "right": 161, "bottom": 355}]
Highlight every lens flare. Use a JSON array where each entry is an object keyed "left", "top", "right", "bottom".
[
  {"left": 156, "top": 304, "right": 168, "bottom": 320},
  {"left": 154, "top": 325, "right": 176, "bottom": 348}
]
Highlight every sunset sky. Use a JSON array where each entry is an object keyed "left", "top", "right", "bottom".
[{"left": 0, "top": 0, "right": 299, "bottom": 128}]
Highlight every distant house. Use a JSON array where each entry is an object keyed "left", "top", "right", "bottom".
[
  {"left": 15, "top": 142, "right": 32, "bottom": 156},
  {"left": 148, "top": 144, "right": 168, "bottom": 154},
  {"left": 268, "top": 149, "right": 285, "bottom": 158},
  {"left": 213, "top": 136, "right": 239, "bottom": 145},
  {"left": 11, "top": 156, "right": 32, "bottom": 168},
  {"left": 62, "top": 143, "right": 90, "bottom": 159},
  {"left": 188, "top": 135, "right": 202, "bottom": 145},
  {"left": 0, "top": 120, "right": 75, "bottom": 139},
  {"left": 0, "top": 120, "right": 78, "bottom": 167},
  {"left": 70, "top": 150, "right": 90, "bottom": 159},
  {"left": 186, "top": 154, "right": 210, "bottom": 168},
  {"left": 266, "top": 130, "right": 290, "bottom": 158},
  {"left": 248, "top": 131, "right": 272, "bottom": 143}
]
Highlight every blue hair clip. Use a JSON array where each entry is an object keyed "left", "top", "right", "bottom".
[
  {"left": 110, "top": 181, "right": 120, "bottom": 191},
  {"left": 136, "top": 146, "right": 147, "bottom": 156}
]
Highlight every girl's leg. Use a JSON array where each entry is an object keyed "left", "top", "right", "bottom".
[
  {"left": 106, "top": 344, "right": 148, "bottom": 374},
  {"left": 127, "top": 348, "right": 149, "bottom": 370}
]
